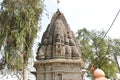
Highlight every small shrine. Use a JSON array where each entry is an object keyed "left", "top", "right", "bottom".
[{"left": 33, "top": 10, "right": 84, "bottom": 80}]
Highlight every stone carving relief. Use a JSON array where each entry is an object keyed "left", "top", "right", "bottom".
[
  {"left": 37, "top": 46, "right": 46, "bottom": 59},
  {"left": 36, "top": 11, "right": 82, "bottom": 60},
  {"left": 46, "top": 45, "right": 52, "bottom": 59}
]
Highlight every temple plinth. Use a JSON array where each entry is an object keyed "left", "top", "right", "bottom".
[{"left": 34, "top": 10, "right": 84, "bottom": 80}]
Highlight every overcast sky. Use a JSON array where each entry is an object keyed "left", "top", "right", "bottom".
[
  {"left": 40, "top": 0, "right": 120, "bottom": 40},
  {"left": 0, "top": 0, "right": 120, "bottom": 38}
]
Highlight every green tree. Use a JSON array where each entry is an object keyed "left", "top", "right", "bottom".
[
  {"left": 0, "top": 0, "right": 42, "bottom": 80},
  {"left": 110, "top": 39, "right": 120, "bottom": 73},
  {"left": 76, "top": 28, "right": 118, "bottom": 79}
]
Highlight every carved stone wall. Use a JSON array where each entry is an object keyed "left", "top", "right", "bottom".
[{"left": 34, "top": 59, "right": 83, "bottom": 80}]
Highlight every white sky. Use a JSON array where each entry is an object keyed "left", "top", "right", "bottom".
[
  {"left": 0, "top": 0, "right": 120, "bottom": 39},
  {"left": 40, "top": 0, "right": 120, "bottom": 40}
]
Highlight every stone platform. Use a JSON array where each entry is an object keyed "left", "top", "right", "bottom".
[{"left": 34, "top": 59, "right": 84, "bottom": 80}]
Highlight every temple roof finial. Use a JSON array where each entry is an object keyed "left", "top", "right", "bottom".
[
  {"left": 56, "top": 9, "right": 61, "bottom": 15},
  {"left": 57, "top": 0, "right": 60, "bottom": 10}
]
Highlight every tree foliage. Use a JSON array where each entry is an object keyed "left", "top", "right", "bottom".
[
  {"left": 0, "top": 0, "right": 42, "bottom": 72},
  {"left": 76, "top": 28, "right": 119, "bottom": 79}
]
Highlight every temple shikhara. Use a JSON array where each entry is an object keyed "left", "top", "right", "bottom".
[{"left": 33, "top": 10, "right": 84, "bottom": 80}]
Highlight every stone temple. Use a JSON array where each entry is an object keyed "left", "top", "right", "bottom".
[{"left": 34, "top": 10, "right": 84, "bottom": 80}]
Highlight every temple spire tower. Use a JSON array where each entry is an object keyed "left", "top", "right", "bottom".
[
  {"left": 36, "top": 10, "right": 82, "bottom": 60},
  {"left": 34, "top": 2, "right": 84, "bottom": 80}
]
